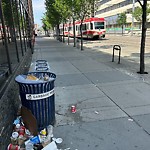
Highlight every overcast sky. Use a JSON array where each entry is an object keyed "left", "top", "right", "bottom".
[{"left": 32, "top": 0, "right": 46, "bottom": 27}]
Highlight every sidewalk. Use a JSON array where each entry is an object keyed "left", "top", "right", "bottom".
[{"left": 30, "top": 36, "right": 150, "bottom": 150}]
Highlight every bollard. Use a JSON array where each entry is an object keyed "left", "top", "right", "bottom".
[
  {"left": 112, "top": 45, "right": 121, "bottom": 64},
  {"left": 76, "top": 38, "right": 80, "bottom": 49}
]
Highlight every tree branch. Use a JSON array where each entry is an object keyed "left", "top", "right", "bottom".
[{"left": 137, "top": 0, "right": 143, "bottom": 8}]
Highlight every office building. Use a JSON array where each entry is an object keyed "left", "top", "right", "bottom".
[{"left": 95, "top": 0, "right": 150, "bottom": 29}]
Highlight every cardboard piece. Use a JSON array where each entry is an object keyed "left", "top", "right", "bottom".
[{"left": 21, "top": 106, "right": 38, "bottom": 136}]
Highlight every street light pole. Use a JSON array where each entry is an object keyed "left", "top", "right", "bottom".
[{"left": 131, "top": 0, "right": 135, "bottom": 36}]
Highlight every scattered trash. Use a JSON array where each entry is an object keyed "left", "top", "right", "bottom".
[
  {"left": 71, "top": 105, "right": 76, "bottom": 113},
  {"left": 7, "top": 143, "right": 20, "bottom": 150},
  {"left": 55, "top": 138, "right": 63, "bottom": 144},
  {"left": 64, "top": 148, "right": 71, "bottom": 150},
  {"left": 26, "top": 74, "right": 38, "bottom": 80},
  {"left": 52, "top": 137, "right": 57, "bottom": 142},
  {"left": 43, "top": 75, "right": 50, "bottom": 81},
  {"left": 29, "top": 135, "right": 42, "bottom": 144},
  {"left": 128, "top": 118, "right": 133, "bottom": 121},
  {"left": 42, "top": 141, "right": 57, "bottom": 150},
  {"left": 7, "top": 106, "right": 57, "bottom": 150},
  {"left": 25, "top": 140, "right": 33, "bottom": 150},
  {"left": 40, "top": 128, "right": 47, "bottom": 136},
  {"left": 13, "top": 117, "right": 21, "bottom": 125},
  {"left": 94, "top": 111, "right": 99, "bottom": 114},
  {"left": 11, "top": 132, "right": 19, "bottom": 139}
]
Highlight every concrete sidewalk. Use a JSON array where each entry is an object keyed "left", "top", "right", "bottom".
[{"left": 30, "top": 36, "right": 150, "bottom": 150}]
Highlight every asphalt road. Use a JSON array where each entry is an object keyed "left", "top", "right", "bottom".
[{"left": 83, "top": 34, "right": 150, "bottom": 60}]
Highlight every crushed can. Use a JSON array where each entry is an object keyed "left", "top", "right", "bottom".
[{"left": 71, "top": 105, "right": 76, "bottom": 113}]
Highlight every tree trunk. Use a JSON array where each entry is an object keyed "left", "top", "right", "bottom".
[
  {"left": 139, "top": 0, "right": 147, "bottom": 74},
  {"left": 122, "top": 25, "right": 123, "bottom": 36},
  {"left": 73, "top": 18, "right": 76, "bottom": 47},
  {"left": 56, "top": 24, "right": 60, "bottom": 40},
  {"left": 68, "top": 27, "right": 69, "bottom": 45},
  {"left": 80, "top": 21, "right": 83, "bottom": 50},
  {"left": 63, "top": 23, "right": 65, "bottom": 43},
  {"left": 6, "top": 26, "right": 10, "bottom": 43}
]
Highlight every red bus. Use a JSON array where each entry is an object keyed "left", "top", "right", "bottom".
[{"left": 60, "top": 17, "right": 106, "bottom": 40}]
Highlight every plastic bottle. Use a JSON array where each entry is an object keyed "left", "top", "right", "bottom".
[{"left": 25, "top": 140, "right": 34, "bottom": 150}]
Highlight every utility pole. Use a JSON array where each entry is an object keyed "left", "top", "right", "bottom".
[{"left": 131, "top": 0, "right": 135, "bottom": 36}]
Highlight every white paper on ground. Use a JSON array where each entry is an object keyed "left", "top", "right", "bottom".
[{"left": 42, "top": 141, "right": 58, "bottom": 150}]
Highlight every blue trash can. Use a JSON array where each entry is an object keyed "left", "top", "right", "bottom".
[
  {"left": 15, "top": 72, "right": 56, "bottom": 131},
  {"left": 35, "top": 60, "right": 50, "bottom": 72}
]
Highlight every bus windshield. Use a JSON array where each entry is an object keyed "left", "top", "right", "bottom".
[{"left": 94, "top": 22, "right": 104, "bottom": 29}]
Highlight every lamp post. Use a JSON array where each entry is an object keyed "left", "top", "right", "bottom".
[{"left": 131, "top": 0, "right": 135, "bottom": 36}]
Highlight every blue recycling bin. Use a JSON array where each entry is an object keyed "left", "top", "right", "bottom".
[{"left": 15, "top": 72, "right": 56, "bottom": 131}]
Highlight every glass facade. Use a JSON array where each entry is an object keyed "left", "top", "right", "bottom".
[{"left": 96, "top": 0, "right": 135, "bottom": 16}]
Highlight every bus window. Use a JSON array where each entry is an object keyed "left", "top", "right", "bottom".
[
  {"left": 94, "top": 22, "right": 104, "bottom": 29},
  {"left": 76, "top": 25, "right": 79, "bottom": 31},
  {"left": 82, "top": 24, "right": 86, "bottom": 30},
  {"left": 86, "top": 23, "right": 90, "bottom": 30},
  {"left": 69, "top": 26, "right": 72, "bottom": 31},
  {"left": 90, "top": 23, "right": 93, "bottom": 30}
]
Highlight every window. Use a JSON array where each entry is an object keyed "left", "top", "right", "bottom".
[
  {"left": 86, "top": 23, "right": 90, "bottom": 30},
  {"left": 94, "top": 22, "right": 105, "bottom": 29},
  {"left": 90, "top": 23, "right": 93, "bottom": 30},
  {"left": 82, "top": 24, "right": 86, "bottom": 30}
]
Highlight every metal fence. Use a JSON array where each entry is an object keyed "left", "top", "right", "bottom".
[{"left": 0, "top": 0, "right": 34, "bottom": 95}]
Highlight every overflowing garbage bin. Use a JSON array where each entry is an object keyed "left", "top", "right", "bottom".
[{"left": 15, "top": 71, "right": 56, "bottom": 131}]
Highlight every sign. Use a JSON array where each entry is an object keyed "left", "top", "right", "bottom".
[{"left": 26, "top": 89, "right": 54, "bottom": 100}]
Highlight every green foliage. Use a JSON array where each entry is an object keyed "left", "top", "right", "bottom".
[
  {"left": 44, "top": 0, "right": 99, "bottom": 26},
  {"left": 73, "top": 0, "right": 98, "bottom": 20},
  {"left": 53, "top": 0, "right": 71, "bottom": 22},
  {"left": 117, "top": 12, "right": 127, "bottom": 26},
  {"left": 42, "top": 14, "right": 51, "bottom": 31},
  {"left": 2, "top": 0, "right": 19, "bottom": 27},
  {"left": 132, "top": 5, "right": 150, "bottom": 22},
  {"left": 44, "top": 0, "right": 62, "bottom": 28},
  {"left": 2, "top": 0, "right": 12, "bottom": 26}
]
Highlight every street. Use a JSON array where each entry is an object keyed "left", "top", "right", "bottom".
[{"left": 83, "top": 34, "right": 150, "bottom": 64}]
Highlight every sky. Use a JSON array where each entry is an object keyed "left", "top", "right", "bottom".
[{"left": 32, "top": 0, "right": 46, "bottom": 27}]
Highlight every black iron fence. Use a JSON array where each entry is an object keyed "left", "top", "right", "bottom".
[{"left": 0, "top": 0, "right": 34, "bottom": 94}]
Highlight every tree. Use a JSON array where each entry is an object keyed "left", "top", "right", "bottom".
[
  {"left": 53, "top": 0, "right": 71, "bottom": 43},
  {"left": 42, "top": 14, "right": 51, "bottom": 35},
  {"left": 73, "top": 0, "right": 99, "bottom": 50},
  {"left": 117, "top": 12, "right": 127, "bottom": 35},
  {"left": 137, "top": 0, "right": 148, "bottom": 74},
  {"left": 132, "top": 4, "right": 150, "bottom": 29},
  {"left": 45, "top": 0, "right": 62, "bottom": 39}
]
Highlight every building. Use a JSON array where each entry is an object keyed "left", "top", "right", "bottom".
[
  {"left": 27, "top": 0, "right": 34, "bottom": 28},
  {"left": 95, "top": 0, "right": 150, "bottom": 31}
]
